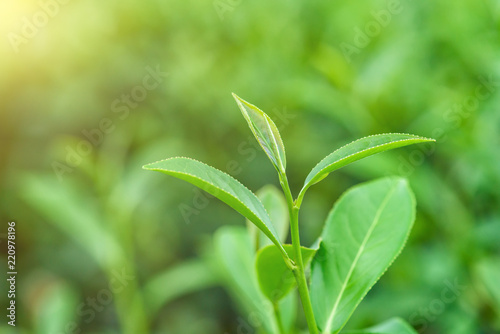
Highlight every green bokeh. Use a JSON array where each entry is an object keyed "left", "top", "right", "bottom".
[{"left": 1, "top": 0, "right": 499, "bottom": 333}]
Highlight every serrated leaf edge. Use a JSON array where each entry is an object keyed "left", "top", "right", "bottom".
[
  {"left": 317, "top": 177, "right": 416, "bottom": 334},
  {"left": 232, "top": 93, "right": 286, "bottom": 173},
  {"left": 143, "top": 156, "right": 288, "bottom": 257},
  {"left": 301, "top": 133, "right": 435, "bottom": 194}
]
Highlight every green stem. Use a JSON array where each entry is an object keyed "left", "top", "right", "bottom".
[{"left": 279, "top": 174, "right": 319, "bottom": 334}]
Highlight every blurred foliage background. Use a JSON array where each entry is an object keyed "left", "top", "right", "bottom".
[{"left": 1, "top": 0, "right": 500, "bottom": 333}]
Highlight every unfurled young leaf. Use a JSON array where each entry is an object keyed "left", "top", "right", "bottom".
[
  {"left": 143, "top": 157, "right": 287, "bottom": 257},
  {"left": 310, "top": 177, "right": 415, "bottom": 334},
  {"left": 299, "top": 134, "right": 435, "bottom": 201},
  {"left": 232, "top": 93, "right": 287, "bottom": 174},
  {"left": 256, "top": 244, "right": 316, "bottom": 303},
  {"left": 247, "top": 185, "right": 289, "bottom": 250}
]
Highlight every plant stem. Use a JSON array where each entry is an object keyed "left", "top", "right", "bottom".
[{"left": 279, "top": 174, "right": 319, "bottom": 334}]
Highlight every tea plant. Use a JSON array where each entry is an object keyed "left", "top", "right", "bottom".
[{"left": 143, "top": 94, "right": 435, "bottom": 333}]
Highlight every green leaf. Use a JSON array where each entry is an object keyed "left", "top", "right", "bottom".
[
  {"left": 232, "top": 93, "right": 287, "bottom": 174},
  {"left": 299, "top": 134, "right": 434, "bottom": 201},
  {"left": 214, "top": 226, "right": 281, "bottom": 334},
  {"left": 21, "top": 175, "right": 125, "bottom": 269},
  {"left": 256, "top": 244, "right": 316, "bottom": 303},
  {"left": 35, "top": 281, "right": 79, "bottom": 334},
  {"left": 346, "top": 317, "right": 418, "bottom": 334},
  {"left": 476, "top": 258, "right": 500, "bottom": 312},
  {"left": 279, "top": 291, "right": 298, "bottom": 333},
  {"left": 143, "top": 157, "right": 287, "bottom": 257},
  {"left": 311, "top": 177, "right": 416, "bottom": 334},
  {"left": 144, "top": 258, "right": 219, "bottom": 314},
  {"left": 247, "top": 185, "right": 289, "bottom": 250}
]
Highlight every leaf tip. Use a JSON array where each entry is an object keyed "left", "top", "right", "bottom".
[
  {"left": 417, "top": 135, "right": 436, "bottom": 143},
  {"left": 231, "top": 92, "right": 243, "bottom": 104}
]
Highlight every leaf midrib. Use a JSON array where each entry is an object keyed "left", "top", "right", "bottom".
[
  {"left": 323, "top": 182, "right": 399, "bottom": 333},
  {"left": 264, "top": 115, "right": 285, "bottom": 171},
  {"left": 307, "top": 138, "right": 422, "bottom": 186}
]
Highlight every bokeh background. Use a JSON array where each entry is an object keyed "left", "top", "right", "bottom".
[{"left": 1, "top": 0, "right": 500, "bottom": 333}]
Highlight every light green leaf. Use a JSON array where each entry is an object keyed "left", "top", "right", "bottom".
[
  {"left": 232, "top": 93, "right": 287, "bottom": 174},
  {"left": 346, "top": 317, "right": 418, "bottom": 334},
  {"left": 144, "top": 258, "right": 219, "bottom": 314},
  {"left": 21, "top": 175, "right": 125, "bottom": 269},
  {"left": 279, "top": 291, "right": 298, "bottom": 333},
  {"left": 311, "top": 177, "right": 416, "bottom": 334},
  {"left": 476, "top": 258, "right": 500, "bottom": 311},
  {"left": 35, "top": 281, "right": 79, "bottom": 334},
  {"left": 247, "top": 185, "right": 289, "bottom": 250},
  {"left": 256, "top": 244, "right": 316, "bottom": 303},
  {"left": 143, "top": 157, "right": 287, "bottom": 257},
  {"left": 214, "top": 226, "right": 281, "bottom": 334},
  {"left": 299, "top": 134, "right": 434, "bottom": 202}
]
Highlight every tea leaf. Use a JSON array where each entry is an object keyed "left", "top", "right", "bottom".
[
  {"left": 300, "top": 134, "right": 434, "bottom": 201},
  {"left": 232, "top": 93, "right": 287, "bottom": 174},
  {"left": 143, "top": 157, "right": 287, "bottom": 257},
  {"left": 256, "top": 244, "right": 316, "bottom": 303},
  {"left": 311, "top": 177, "right": 415, "bottom": 333}
]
